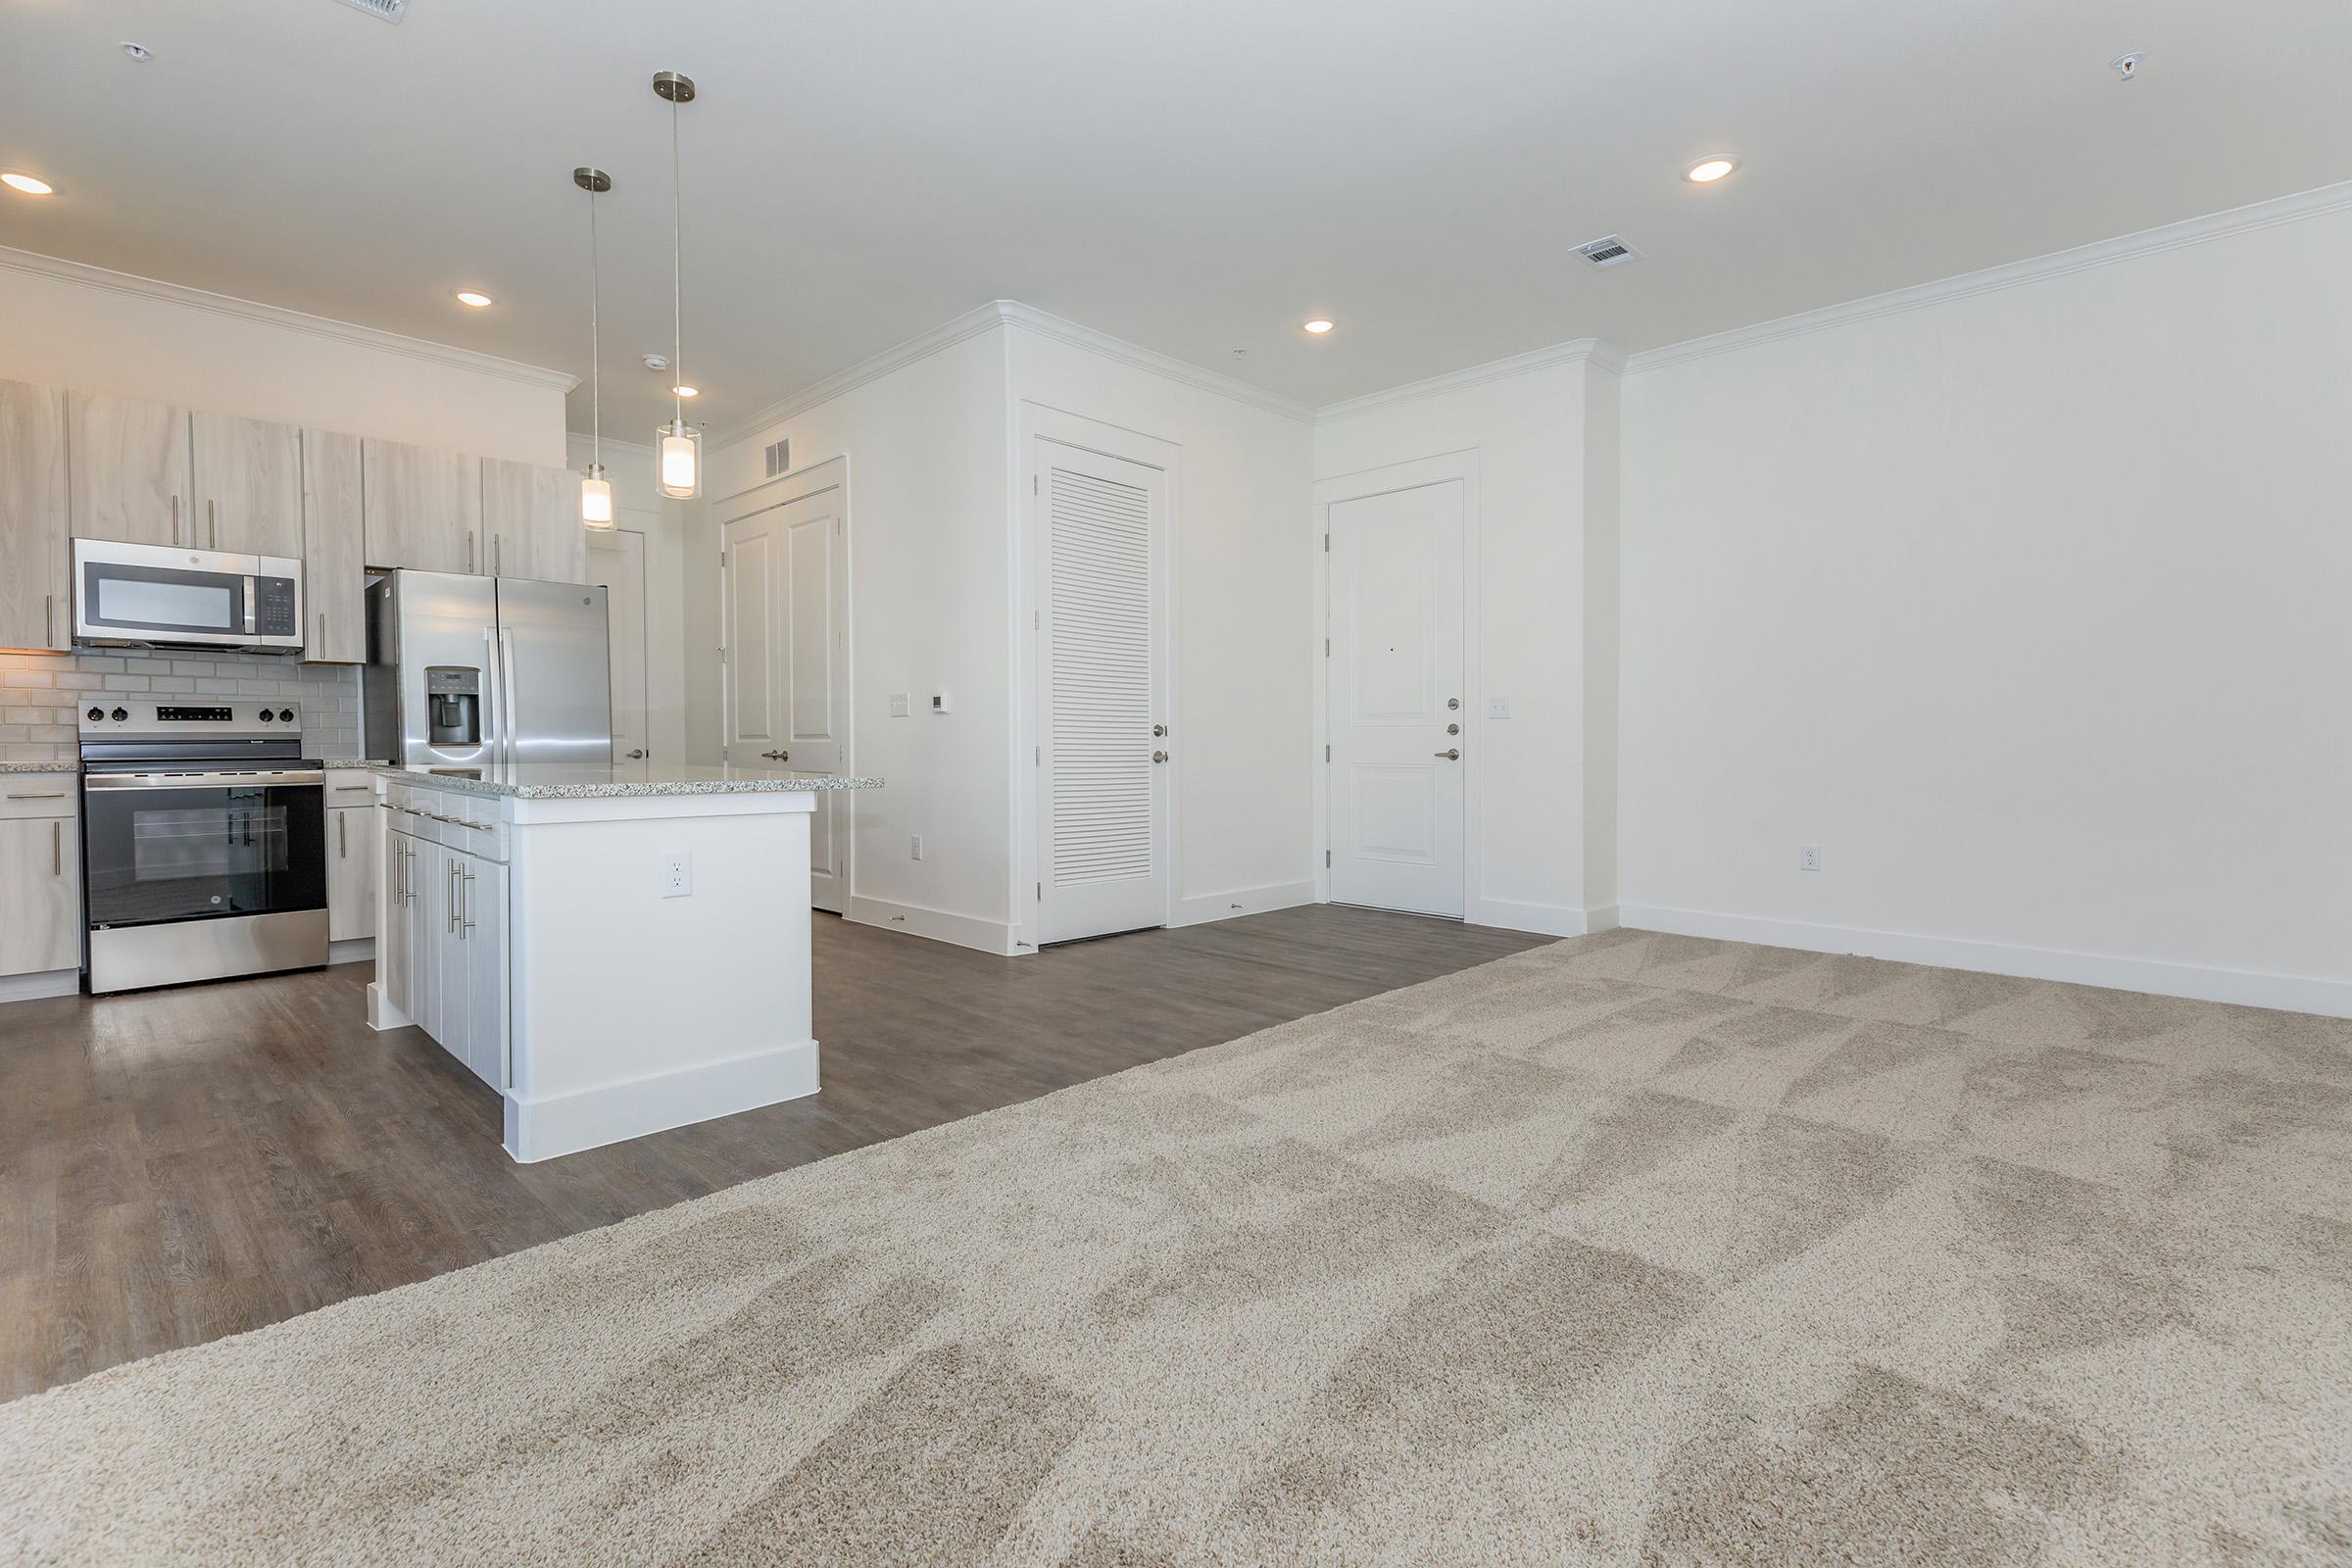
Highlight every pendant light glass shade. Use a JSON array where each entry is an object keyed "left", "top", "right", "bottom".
[
  {"left": 581, "top": 464, "right": 613, "bottom": 526},
  {"left": 657, "top": 420, "right": 701, "bottom": 499}
]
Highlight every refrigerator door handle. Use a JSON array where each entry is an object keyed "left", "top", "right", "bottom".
[
  {"left": 499, "top": 625, "right": 520, "bottom": 767},
  {"left": 482, "top": 625, "right": 506, "bottom": 768}
]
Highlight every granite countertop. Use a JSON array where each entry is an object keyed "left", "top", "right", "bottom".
[
  {"left": 366, "top": 760, "right": 884, "bottom": 802},
  {"left": 318, "top": 759, "right": 391, "bottom": 769},
  {"left": 0, "top": 759, "right": 76, "bottom": 774}
]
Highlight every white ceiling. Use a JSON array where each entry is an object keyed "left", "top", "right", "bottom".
[{"left": 3, "top": 0, "right": 2347, "bottom": 435}]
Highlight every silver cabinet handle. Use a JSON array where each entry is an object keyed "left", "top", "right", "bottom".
[
  {"left": 338, "top": 813, "right": 347, "bottom": 858},
  {"left": 460, "top": 867, "right": 475, "bottom": 937},
  {"left": 318, "top": 612, "right": 326, "bottom": 651},
  {"left": 626, "top": 749, "right": 646, "bottom": 760},
  {"left": 45, "top": 592, "right": 54, "bottom": 647},
  {"left": 448, "top": 858, "right": 461, "bottom": 931},
  {"left": 467, "top": 530, "right": 476, "bottom": 573},
  {"left": 171, "top": 494, "right": 180, "bottom": 546},
  {"left": 494, "top": 534, "right": 502, "bottom": 574},
  {"left": 53, "top": 819, "right": 63, "bottom": 876},
  {"left": 208, "top": 499, "right": 218, "bottom": 549},
  {"left": 334, "top": 784, "right": 372, "bottom": 792},
  {"left": 393, "top": 841, "right": 405, "bottom": 906},
  {"left": 6, "top": 791, "right": 66, "bottom": 800},
  {"left": 1434, "top": 749, "right": 1461, "bottom": 760}
]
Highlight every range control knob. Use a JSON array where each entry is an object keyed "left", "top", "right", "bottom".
[
  {"left": 110, "top": 707, "right": 128, "bottom": 722},
  {"left": 87, "top": 707, "right": 104, "bottom": 722},
  {"left": 258, "top": 709, "right": 274, "bottom": 721},
  {"left": 278, "top": 709, "right": 295, "bottom": 723}
]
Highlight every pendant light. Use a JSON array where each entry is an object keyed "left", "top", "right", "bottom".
[
  {"left": 653, "top": 70, "right": 701, "bottom": 499},
  {"left": 574, "top": 167, "right": 615, "bottom": 527}
]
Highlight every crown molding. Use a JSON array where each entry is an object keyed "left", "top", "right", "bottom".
[
  {"left": 711, "top": 303, "right": 1010, "bottom": 447},
  {"left": 1315, "top": 337, "right": 1622, "bottom": 423},
  {"left": 0, "top": 244, "right": 578, "bottom": 393},
  {"left": 1625, "top": 177, "right": 2352, "bottom": 375},
  {"left": 995, "top": 302, "right": 1317, "bottom": 422}
]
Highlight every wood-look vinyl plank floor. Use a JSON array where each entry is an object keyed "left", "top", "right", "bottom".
[{"left": 0, "top": 903, "right": 1544, "bottom": 1399}]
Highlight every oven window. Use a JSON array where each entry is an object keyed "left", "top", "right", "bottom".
[
  {"left": 82, "top": 783, "right": 325, "bottom": 927},
  {"left": 97, "top": 576, "right": 237, "bottom": 630}
]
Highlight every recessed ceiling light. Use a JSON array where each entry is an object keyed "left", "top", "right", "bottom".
[
  {"left": 121, "top": 42, "right": 152, "bottom": 61},
  {"left": 1302, "top": 318, "right": 1335, "bottom": 335},
  {"left": 1, "top": 172, "right": 56, "bottom": 197},
  {"left": 670, "top": 385, "right": 699, "bottom": 399},
  {"left": 453, "top": 289, "right": 494, "bottom": 309},
  {"left": 1684, "top": 155, "right": 1740, "bottom": 184}
]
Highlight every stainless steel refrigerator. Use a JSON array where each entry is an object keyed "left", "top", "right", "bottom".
[{"left": 364, "top": 571, "right": 612, "bottom": 771}]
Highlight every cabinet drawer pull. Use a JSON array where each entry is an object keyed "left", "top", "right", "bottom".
[
  {"left": 209, "top": 499, "right": 219, "bottom": 550},
  {"left": 53, "top": 819, "right": 63, "bottom": 876},
  {"left": 6, "top": 791, "right": 66, "bottom": 800},
  {"left": 46, "top": 592, "right": 55, "bottom": 647},
  {"left": 172, "top": 494, "right": 180, "bottom": 546},
  {"left": 338, "top": 813, "right": 347, "bottom": 858}
]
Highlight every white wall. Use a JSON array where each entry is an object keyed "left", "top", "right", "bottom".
[
  {"left": 0, "top": 248, "right": 570, "bottom": 465},
  {"left": 1313, "top": 351, "right": 1622, "bottom": 936},
  {"left": 566, "top": 434, "right": 688, "bottom": 766},
  {"left": 1006, "top": 322, "right": 1317, "bottom": 932},
  {"left": 704, "top": 326, "right": 1016, "bottom": 951},
  {"left": 1619, "top": 199, "right": 2352, "bottom": 1012}
]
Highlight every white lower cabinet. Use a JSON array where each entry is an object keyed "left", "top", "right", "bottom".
[
  {"left": 326, "top": 802, "right": 378, "bottom": 941},
  {"left": 383, "top": 807, "right": 508, "bottom": 1089},
  {"left": 0, "top": 779, "right": 81, "bottom": 978}
]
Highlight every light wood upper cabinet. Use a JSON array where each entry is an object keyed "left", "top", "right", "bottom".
[
  {"left": 68, "top": 391, "right": 192, "bottom": 547},
  {"left": 482, "top": 459, "right": 586, "bottom": 583},
  {"left": 302, "top": 429, "right": 368, "bottom": 662},
  {"left": 0, "top": 380, "right": 71, "bottom": 653},
  {"left": 189, "top": 412, "right": 303, "bottom": 558},
  {"left": 363, "top": 439, "right": 480, "bottom": 574}
]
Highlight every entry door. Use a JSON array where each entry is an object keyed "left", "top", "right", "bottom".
[
  {"left": 587, "top": 528, "right": 649, "bottom": 761},
  {"left": 722, "top": 484, "right": 852, "bottom": 912},
  {"left": 1327, "top": 479, "right": 1465, "bottom": 917},
  {"left": 1035, "top": 438, "right": 1168, "bottom": 944}
]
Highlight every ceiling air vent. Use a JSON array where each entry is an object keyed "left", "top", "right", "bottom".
[
  {"left": 763, "top": 438, "right": 791, "bottom": 479},
  {"left": 1576, "top": 235, "right": 1642, "bottom": 269},
  {"left": 331, "top": 0, "right": 406, "bottom": 22}
]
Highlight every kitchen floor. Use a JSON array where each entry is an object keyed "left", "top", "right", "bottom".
[{"left": 0, "top": 904, "right": 1544, "bottom": 1400}]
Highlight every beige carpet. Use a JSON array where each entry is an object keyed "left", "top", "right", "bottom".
[{"left": 4, "top": 930, "right": 2349, "bottom": 1566}]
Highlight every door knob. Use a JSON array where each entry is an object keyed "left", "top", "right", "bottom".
[
  {"left": 1152, "top": 751, "right": 1168, "bottom": 763},
  {"left": 1434, "top": 748, "right": 1461, "bottom": 760},
  {"left": 626, "top": 749, "right": 647, "bottom": 760},
  {"left": 1152, "top": 724, "right": 1167, "bottom": 737},
  {"left": 1446, "top": 723, "right": 1459, "bottom": 735}
]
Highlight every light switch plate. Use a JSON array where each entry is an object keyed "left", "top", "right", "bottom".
[
  {"left": 1487, "top": 696, "right": 1512, "bottom": 719},
  {"left": 889, "top": 693, "right": 911, "bottom": 718}
]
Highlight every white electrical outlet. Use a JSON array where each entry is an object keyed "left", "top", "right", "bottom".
[
  {"left": 1800, "top": 844, "right": 1822, "bottom": 872},
  {"left": 889, "top": 693, "right": 911, "bottom": 717},
  {"left": 910, "top": 835, "right": 923, "bottom": 861},
  {"left": 1487, "top": 696, "right": 1512, "bottom": 719},
  {"left": 662, "top": 852, "right": 694, "bottom": 897}
]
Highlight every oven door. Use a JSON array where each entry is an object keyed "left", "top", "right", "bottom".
[
  {"left": 81, "top": 771, "right": 326, "bottom": 929},
  {"left": 73, "top": 539, "right": 304, "bottom": 651}
]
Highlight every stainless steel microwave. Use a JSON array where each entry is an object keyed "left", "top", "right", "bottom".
[{"left": 73, "top": 538, "right": 304, "bottom": 652}]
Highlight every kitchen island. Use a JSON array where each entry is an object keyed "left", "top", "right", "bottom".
[{"left": 363, "top": 761, "right": 880, "bottom": 1162}]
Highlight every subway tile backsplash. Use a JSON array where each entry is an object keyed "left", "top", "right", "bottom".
[{"left": 0, "top": 651, "right": 363, "bottom": 761}]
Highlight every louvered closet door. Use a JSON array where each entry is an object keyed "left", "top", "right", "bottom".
[{"left": 1036, "top": 440, "right": 1167, "bottom": 944}]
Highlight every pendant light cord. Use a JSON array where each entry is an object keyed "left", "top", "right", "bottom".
[
  {"left": 670, "top": 92, "right": 683, "bottom": 427},
  {"left": 589, "top": 184, "right": 601, "bottom": 466}
]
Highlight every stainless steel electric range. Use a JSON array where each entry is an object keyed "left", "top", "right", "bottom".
[{"left": 77, "top": 700, "right": 328, "bottom": 994}]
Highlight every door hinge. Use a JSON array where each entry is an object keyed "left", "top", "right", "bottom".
[
  {"left": 718, "top": 550, "right": 727, "bottom": 566},
  {"left": 1323, "top": 534, "right": 1330, "bottom": 553},
  {"left": 1034, "top": 610, "right": 1040, "bottom": 630},
  {"left": 1325, "top": 744, "right": 1331, "bottom": 761},
  {"left": 1324, "top": 638, "right": 1330, "bottom": 657},
  {"left": 1036, "top": 881, "right": 1043, "bottom": 901},
  {"left": 1033, "top": 475, "right": 1040, "bottom": 495},
  {"left": 1035, "top": 746, "right": 1041, "bottom": 764},
  {"left": 1325, "top": 849, "right": 1332, "bottom": 868}
]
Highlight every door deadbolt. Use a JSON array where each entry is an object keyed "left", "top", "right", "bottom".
[
  {"left": 1152, "top": 724, "right": 1167, "bottom": 737},
  {"left": 1446, "top": 698, "right": 1460, "bottom": 710},
  {"left": 1446, "top": 723, "right": 1459, "bottom": 735},
  {"left": 1152, "top": 751, "right": 1169, "bottom": 763}
]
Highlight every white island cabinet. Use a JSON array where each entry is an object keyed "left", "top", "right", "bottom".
[{"left": 365, "top": 763, "right": 880, "bottom": 1162}]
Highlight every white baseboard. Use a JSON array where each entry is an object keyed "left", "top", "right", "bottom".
[
  {"left": 503, "top": 1037, "right": 820, "bottom": 1163},
  {"left": 1583, "top": 904, "right": 1621, "bottom": 933},
  {"left": 327, "top": 938, "right": 373, "bottom": 967},
  {"left": 0, "top": 968, "right": 78, "bottom": 1004},
  {"left": 847, "top": 895, "right": 1018, "bottom": 956},
  {"left": 1469, "top": 898, "right": 1599, "bottom": 939},
  {"left": 1616, "top": 905, "right": 2352, "bottom": 1020},
  {"left": 364, "top": 980, "right": 411, "bottom": 1032},
  {"left": 1171, "top": 879, "right": 1318, "bottom": 928}
]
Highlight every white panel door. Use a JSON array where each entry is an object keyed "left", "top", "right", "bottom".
[
  {"left": 1328, "top": 479, "right": 1465, "bottom": 917},
  {"left": 722, "top": 483, "right": 852, "bottom": 912},
  {"left": 1035, "top": 439, "right": 1167, "bottom": 944},
  {"left": 587, "top": 528, "right": 650, "bottom": 763}
]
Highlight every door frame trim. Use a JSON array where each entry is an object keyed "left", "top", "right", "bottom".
[
  {"left": 1015, "top": 403, "right": 1179, "bottom": 954},
  {"left": 715, "top": 453, "right": 855, "bottom": 911},
  {"left": 1311, "top": 449, "right": 1482, "bottom": 922}
]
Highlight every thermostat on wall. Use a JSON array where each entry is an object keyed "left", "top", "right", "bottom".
[{"left": 931, "top": 691, "right": 954, "bottom": 714}]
